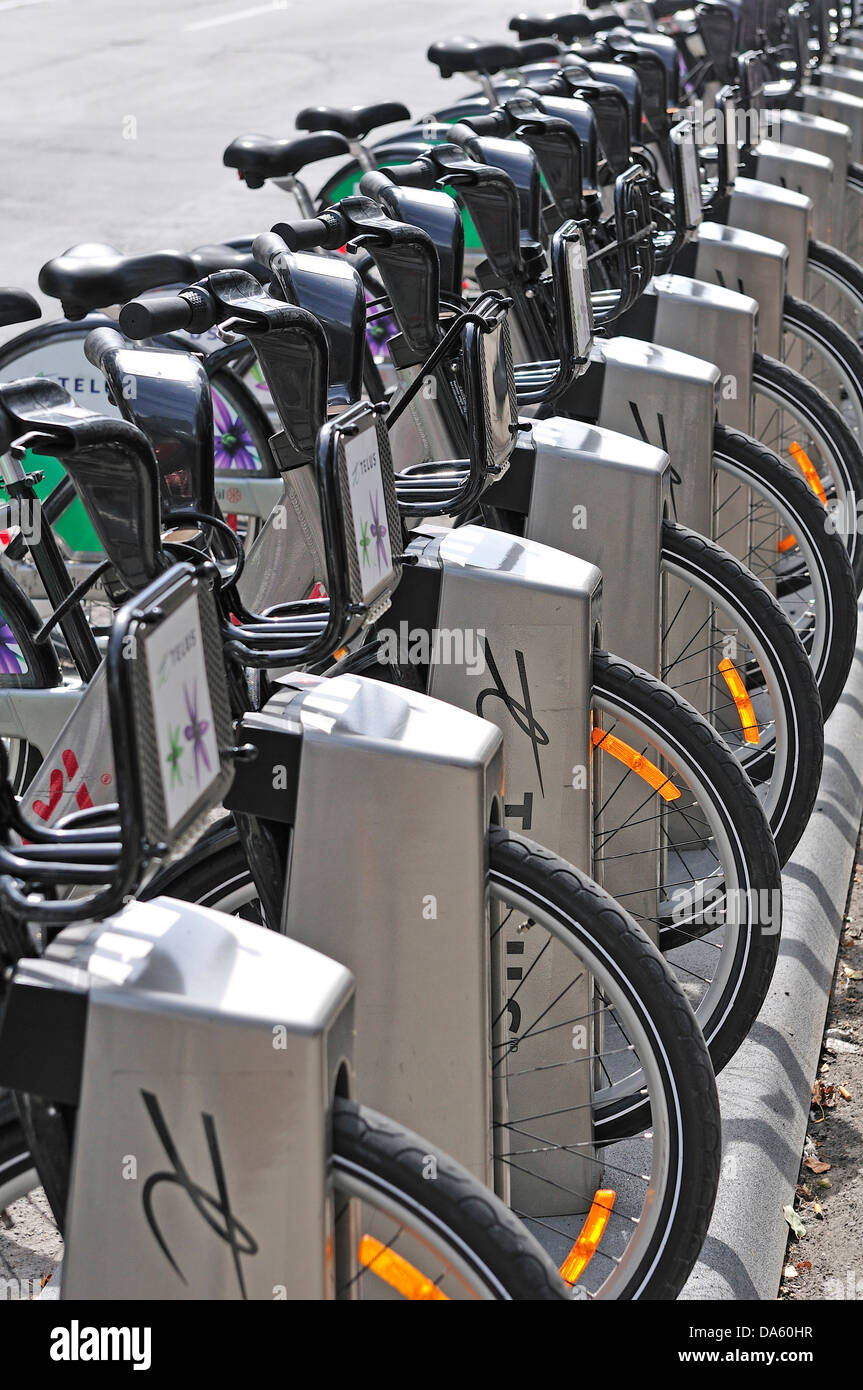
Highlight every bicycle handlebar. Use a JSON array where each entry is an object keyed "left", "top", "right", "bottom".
[
  {"left": 273, "top": 213, "right": 345, "bottom": 252},
  {"left": 119, "top": 286, "right": 216, "bottom": 339}
]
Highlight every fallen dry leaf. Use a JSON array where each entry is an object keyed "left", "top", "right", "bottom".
[
  {"left": 816, "top": 1178, "right": 833, "bottom": 1189},
  {"left": 811, "top": 1079, "right": 836, "bottom": 1117},
  {"left": 784, "top": 1204, "right": 806, "bottom": 1239},
  {"left": 796, "top": 1183, "right": 812, "bottom": 1200},
  {"left": 796, "top": 1261, "right": 812, "bottom": 1272},
  {"left": 842, "top": 965, "right": 863, "bottom": 980},
  {"left": 804, "top": 1157, "right": 832, "bottom": 1174}
]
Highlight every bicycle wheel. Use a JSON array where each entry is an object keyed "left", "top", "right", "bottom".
[
  {"left": 660, "top": 520, "right": 823, "bottom": 866},
  {"left": 783, "top": 290, "right": 863, "bottom": 447},
  {"left": 591, "top": 649, "right": 782, "bottom": 1079},
  {"left": 331, "top": 1098, "right": 568, "bottom": 1300},
  {"left": 0, "top": 567, "right": 60, "bottom": 794},
  {"left": 752, "top": 351, "right": 863, "bottom": 589},
  {"left": 844, "top": 161, "right": 863, "bottom": 268},
  {"left": 209, "top": 367, "right": 276, "bottom": 548},
  {"left": 711, "top": 423, "right": 857, "bottom": 720},
  {"left": 152, "top": 826, "right": 721, "bottom": 1298},
  {"left": 804, "top": 239, "right": 863, "bottom": 348}
]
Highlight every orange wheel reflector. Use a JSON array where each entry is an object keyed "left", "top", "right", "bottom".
[
  {"left": 789, "top": 442, "right": 828, "bottom": 506},
  {"left": 332, "top": 646, "right": 348, "bottom": 662},
  {"left": 591, "top": 728, "right": 681, "bottom": 801},
  {"left": 777, "top": 533, "right": 797, "bottom": 553},
  {"left": 358, "top": 1235, "right": 449, "bottom": 1300},
  {"left": 717, "top": 658, "right": 760, "bottom": 745},
  {"left": 559, "top": 1189, "right": 616, "bottom": 1285}
]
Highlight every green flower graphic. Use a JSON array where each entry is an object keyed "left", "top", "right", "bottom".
[{"left": 167, "top": 724, "right": 184, "bottom": 788}]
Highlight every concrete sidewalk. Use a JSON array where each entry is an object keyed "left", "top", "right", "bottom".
[{"left": 681, "top": 606, "right": 863, "bottom": 1300}]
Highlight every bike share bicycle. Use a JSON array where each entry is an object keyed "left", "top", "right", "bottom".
[{"left": 0, "top": 358, "right": 721, "bottom": 1298}]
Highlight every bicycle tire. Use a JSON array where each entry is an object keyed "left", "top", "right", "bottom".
[
  {"left": 592, "top": 648, "right": 782, "bottom": 1079},
  {"left": 844, "top": 160, "right": 863, "bottom": 266},
  {"left": 712, "top": 422, "right": 857, "bottom": 720},
  {"left": 752, "top": 350, "right": 863, "bottom": 589},
  {"left": 804, "top": 238, "right": 863, "bottom": 344},
  {"left": 661, "top": 519, "right": 823, "bottom": 866},
  {"left": 331, "top": 1096, "right": 569, "bottom": 1299},
  {"left": 783, "top": 290, "right": 863, "bottom": 446}
]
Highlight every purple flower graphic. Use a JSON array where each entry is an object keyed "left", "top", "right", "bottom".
[
  {"left": 370, "top": 491, "right": 388, "bottom": 568},
  {"left": 212, "top": 390, "right": 261, "bottom": 473},
  {"left": 364, "top": 289, "right": 397, "bottom": 364},
  {"left": 0, "top": 615, "right": 25, "bottom": 676},
  {"left": 183, "top": 681, "right": 211, "bottom": 784}
]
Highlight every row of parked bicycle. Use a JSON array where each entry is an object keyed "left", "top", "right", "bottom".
[{"left": 0, "top": 0, "right": 861, "bottom": 1301}]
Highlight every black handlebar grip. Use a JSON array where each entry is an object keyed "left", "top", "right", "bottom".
[
  {"left": 252, "top": 231, "right": 291, "bottom": 267},
  {"left": 271, "top": 216, "right": 337, "bottom": 252},
  {"left": 83, "top": 325, "right": 128, "bottom": 371},
  {"left": 461, "top": 110, "right": 512, "bottom": 137},
  {"left": 566, "top": 41, "right": 608, "bottom": 61},
  {"left": 118, "top": 289, "right": 209, "bottom": 340},
  {"left": 380, "top": 160, "right": 438, "bottom": 189}
]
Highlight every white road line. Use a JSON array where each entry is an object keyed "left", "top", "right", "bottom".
[
  {"left": 182, "top": 0, "right": 290, "bottom": 32},
  {"left": 0, "top": 0, "right": 56, "bottom": 12}
]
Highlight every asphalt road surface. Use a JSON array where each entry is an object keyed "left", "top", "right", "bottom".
[{"left": 2, "top": 0, "right": 502, "bottom": 319}]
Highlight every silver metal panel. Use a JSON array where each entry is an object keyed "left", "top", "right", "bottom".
[
  {"left": 521, "top": 420, "right": 668, "bottom": 947},
  {"left": 751, "top": 141, "right": 837, "bottom": 244},
  {"left": 727, "top": 177, "right": 811, "bottom": 299},
  {"left": 60, "top": 897, "right": 355, "bottom": 1299},
  {"left": 423, "top": 523, "right": 601, "bottom": 1214},
  {"left": 651, "top": 274, "right": 757, "bottom": 566},
  {"left": 280, "top": 671, "right": 503, "bottom": 1190},
  {"left": 692, "top": 221, "right": 788, "bottom": 359},
  {"left": 815, "top": 65, "right": 863, "bottom": 102},
  {"left": 651, "top": 273, "right": 757, "bottom": 433},
  {"left": 594, "top": 340, "right": 716, "bottom": 757},
  {"left": 595, "top": 336, "right": 718, "bottom": 540},
  {"left": 429, "top": 522, "right": 600, "bottom": 868},
  {"left": 776, "top": 109, "right": 852, "bottom": 173},
  {"left": 800, "top": 84, "right": 863, "bottom": 162},
  {"left": 525, "top": 417, "right": 666, "bottom": 676}
]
